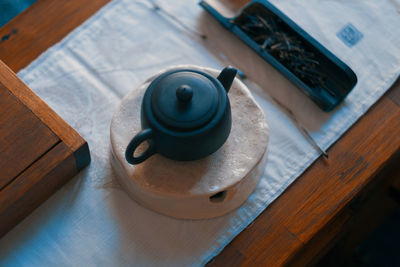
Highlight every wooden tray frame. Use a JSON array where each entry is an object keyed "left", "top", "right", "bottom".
[{"left": 0, "top": 60, "right": 90, "bottom": 237}]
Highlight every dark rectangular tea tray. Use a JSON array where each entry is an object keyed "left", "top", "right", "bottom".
[{"left": 200, "top": 0, "right": 357, "bottom": 111}]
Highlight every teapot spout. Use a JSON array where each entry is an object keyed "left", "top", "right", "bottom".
[{"left": 217, "top": 66, "right": 237, "bottom": 93}]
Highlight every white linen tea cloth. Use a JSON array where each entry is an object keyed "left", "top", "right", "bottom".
[{"left": 1, "top": 0, "right": 400, "bottom": 266}]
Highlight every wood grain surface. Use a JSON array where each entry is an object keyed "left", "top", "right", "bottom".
[
  {"left": 0, "top": 82, "right": 59, "bottom": 189},
  {"left": 0, "top": 0, "right": 110, "bottom": 72},
  {"left": 0, "top": 0, "right": 399, "bottom": 265},
  {"left": 0, "top": 142, "right": 77, "bottom": 237},
  {"left": 0, "top": 60, "right": 85, "bottom": 153},
  {"left": 317, "top": 158, "right": 400, "bottom": 266}
]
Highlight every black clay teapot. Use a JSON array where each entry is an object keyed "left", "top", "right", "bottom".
[{"left": 125, "top": 66, "right": 237, "bottom": 165}]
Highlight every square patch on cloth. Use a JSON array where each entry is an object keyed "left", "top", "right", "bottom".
[{"left": 337, "top": 23, "right": 363, "bottom": 47}]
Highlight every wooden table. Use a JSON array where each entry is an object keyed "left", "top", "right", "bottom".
[{"left": 1, "top": 0, "right": 399, "bottom": 265}]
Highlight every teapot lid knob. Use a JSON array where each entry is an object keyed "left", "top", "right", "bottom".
[{"left": 176, "top": 84, "right": 193, "bottom": 103}]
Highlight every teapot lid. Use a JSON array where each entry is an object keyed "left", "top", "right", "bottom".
[{"left": 148, "top": 69, "right": 223, "bottom": 130}]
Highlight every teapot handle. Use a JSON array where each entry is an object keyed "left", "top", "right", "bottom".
[{"left": 125, "top": 128, "right": 156, "bottom": 164}]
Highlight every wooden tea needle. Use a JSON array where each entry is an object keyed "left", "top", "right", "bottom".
[{"left": 270, "top": 95, "right": 329, "bottom": 159}]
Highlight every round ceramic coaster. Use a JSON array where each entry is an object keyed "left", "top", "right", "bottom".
[{"left": 110, "top": 66, "right": 269, "bottom": 219}]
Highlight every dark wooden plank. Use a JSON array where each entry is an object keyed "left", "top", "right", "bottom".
[
  {"left": 316, "top": 158, "right": 400, "bottom": 266},
  {"left": 285, "top": 97, "right": 400, "bottom": 243},
  {"left": 0, "top": 0, "right": 110, "bottom": 72},
  {"left": 209, "top": 210, "right": 303, "bottom": 266},
  {"left": 388, "top": 78, "right": 400, "bottom": 107},
  {"left": 0, "top": 142, "right": 76, "bottom": 237},
  {"left": 288, "top": 208, "right": 353, "bottom": 267},
  {"left": 0, "top": 83, "right": 59, "bottom": 189},
  {"left": 390, "top": 174, "right": 400, "bottom": 201},
  {"left": 207, "top": 246, "right": 246, "bottom": 266}
]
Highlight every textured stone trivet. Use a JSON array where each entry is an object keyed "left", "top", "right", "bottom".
[{"left": 110, "top": 66, "right": 269, "bottom": 219}]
